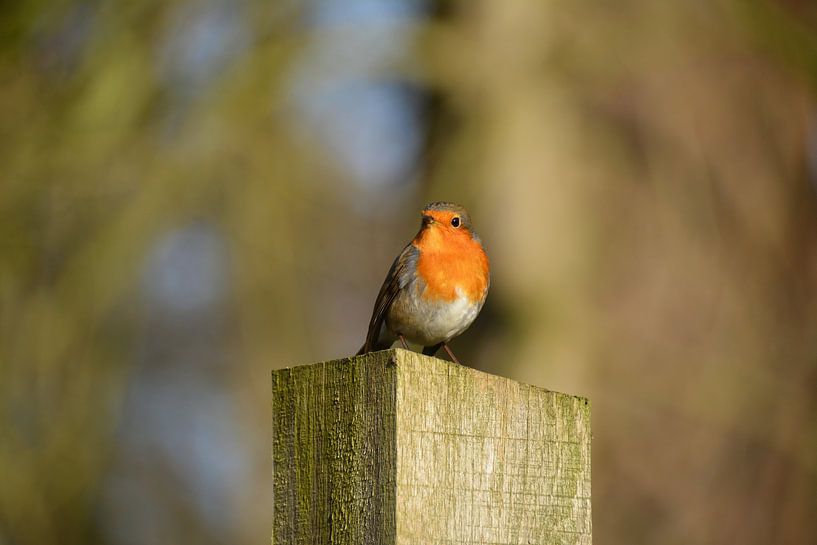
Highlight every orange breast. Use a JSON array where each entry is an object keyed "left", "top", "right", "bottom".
[{"left": 414, "top": 228, "right": 490, "bottom": 302}]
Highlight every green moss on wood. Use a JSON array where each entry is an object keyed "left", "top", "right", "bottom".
[{"left": 272, "top": 349, "right": 591, "bottom": 545}]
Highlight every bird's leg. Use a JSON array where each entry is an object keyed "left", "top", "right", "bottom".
[
  {"left": 398, "top": 334, "right": 410, "bottom": 350},
  {"left": 442, "top": 342, "right": 462, "bottom": 365},
  {"left": 422, "top": 342, "right": 462, "bottom": 365}
]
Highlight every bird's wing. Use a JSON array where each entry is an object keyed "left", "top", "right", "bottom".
[{"left": 361, "top": 243, "right": 419, "bottom": 353}]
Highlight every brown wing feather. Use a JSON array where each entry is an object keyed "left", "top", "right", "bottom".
[{"left": 358, "top": 243, "right": 419, "bottom": 354}]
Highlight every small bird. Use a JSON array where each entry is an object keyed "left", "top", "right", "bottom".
[{"left": 357, "top": 201, "right": 490, "bottom": 364}]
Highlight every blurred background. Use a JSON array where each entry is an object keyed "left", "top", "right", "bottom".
[{"left": 2, "top": 0, "right": 816, "bottom": 544}]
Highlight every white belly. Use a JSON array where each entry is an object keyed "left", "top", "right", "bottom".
[
  {"left": 422, "top": 290, "right": 480, "bottom": 342},
  {"left": 387, "top": 286, "right": 484, "bottom": 346}
]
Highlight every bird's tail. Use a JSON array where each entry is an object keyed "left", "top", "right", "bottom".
[{"left": 355, "top": 338, "right": 393, "bottom": 356}]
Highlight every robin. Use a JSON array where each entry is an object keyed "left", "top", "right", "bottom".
[{"left": 357, "top": 201, "right": 490, "bottom": 364}]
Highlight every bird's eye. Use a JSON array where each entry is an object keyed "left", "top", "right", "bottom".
[{"left": 451, "top": 216, "right": 461, "bottom": 228}]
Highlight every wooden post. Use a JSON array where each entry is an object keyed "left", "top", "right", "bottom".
[{"left": 271, "top": 348, "right": 592, "bottom": 545}]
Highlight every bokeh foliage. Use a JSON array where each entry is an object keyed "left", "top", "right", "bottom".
[{"left": 1, "top": 1, "right": 816, "bottom": 544}]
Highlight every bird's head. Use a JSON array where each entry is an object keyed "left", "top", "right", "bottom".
[
  {"left": 420, "top": 201, "right": 473, "bottom": 233},
  {"left": 415, "top": 201, "right": 482, "bottom": 252}
]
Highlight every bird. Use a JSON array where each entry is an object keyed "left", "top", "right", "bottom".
[{"left": 357, "top": 201, "right": 490, "bottom": 364}]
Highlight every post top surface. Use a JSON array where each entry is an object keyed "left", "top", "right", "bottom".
[{"left": 272, "top": 348, "right": 590, "bottom": 408}]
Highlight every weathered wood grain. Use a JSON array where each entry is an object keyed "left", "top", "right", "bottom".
[{"left": 272, "top": 349, "right": 591, "bottom": 545}]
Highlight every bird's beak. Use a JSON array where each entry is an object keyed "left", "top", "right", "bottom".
[{"left": 422, "top": 214, "right": 434, "bottom": 227}]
